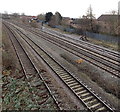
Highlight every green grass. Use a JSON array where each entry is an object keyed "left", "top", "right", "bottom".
[{"left": 2, "top": 76, "right": 39, "bottom": 110}]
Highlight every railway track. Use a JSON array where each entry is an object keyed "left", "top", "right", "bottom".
[
  {"left": 6, "top": 21, "right": 119, "bottom": 78},
  {"left": 10, "top": 20, "right": 120, "bottom": 59},
  {"left": 17, "top": 26, "right": 120, "bottom": 78},
  {"left": 42, "top": 26, "right": 120, "bottom": 59},
  {"left": 4, "top": 22, "right": 116, "bottom": 112},
  {"left": 3, "top": 23, "right": 61, "bottom": 110},
  {"left": 9, "top": 20, "right": 120, "bottom": 62}
]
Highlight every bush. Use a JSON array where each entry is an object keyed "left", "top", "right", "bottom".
[{"left": 30, "top": 22, "right": 38, "bottom": 28}]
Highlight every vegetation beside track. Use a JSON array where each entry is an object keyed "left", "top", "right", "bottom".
[
  {"left": 2, "top": 28, "right": 57, "bottom": 110},
  {"left": 44, "top": 25, "right": 119, "bottom": 51},
  {"left": 60, "top": 53, "right": 120, "bottom": 98}
]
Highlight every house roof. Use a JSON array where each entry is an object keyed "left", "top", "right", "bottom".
[{"left": 97, "top": 14, "right": 118, "bottom": 21}]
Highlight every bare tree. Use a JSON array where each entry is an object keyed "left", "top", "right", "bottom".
[
  {"left": 109, "top": 10, "right": 118, "bottom": 15},
  {"left": 86, "top": 5, "right": 95, "bottom": 31},
  {"left": 12, "top": 13, "right": 20, "bottom": 18},
  {"left": 55, "top": 12, "right": 62, "bottom": 25}
]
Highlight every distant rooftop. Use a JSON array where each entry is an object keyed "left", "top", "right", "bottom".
[{"left": 97, "top": 14, "right": 118, "bottom": 21}]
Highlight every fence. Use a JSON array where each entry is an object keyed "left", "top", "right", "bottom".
[
  {"left": 54, "top": 25, "right": 119, "bottom": 44},
  {"left": 85, "top": 31, "right": 119, "bottom": 44}
]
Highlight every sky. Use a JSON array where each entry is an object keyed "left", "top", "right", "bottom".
[{"left": 1, "top": 0, "right": 119, "bottom": 18}]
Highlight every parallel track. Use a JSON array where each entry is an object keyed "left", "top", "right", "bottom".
[
  {"left": 4, "top": 23, "right": 61, "bottom": 110},
  {"left": 42, "top": 27, "right": 120, "bottom": 58},
  {"left": 4, "top": 22, "right": 115, "bottom": 112},
  {"left": 11, "top": 20, "right": 120, "bottom": 59},
  {"left": 7, "top": 21, "right": 119, "bottom": 77},
  {"left": 20, "top": 27, "right": 120, "bottom": 78}
]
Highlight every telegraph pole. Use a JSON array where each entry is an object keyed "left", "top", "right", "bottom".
[
  {"left": 118, "top": 2, "right": 120, "bottom": 26},
  {"left": 118, "top": 1, "right": 120, "bottom": 36}
]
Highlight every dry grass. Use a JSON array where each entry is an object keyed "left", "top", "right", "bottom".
[
  {"left": 30, "top": 22, "right": 38, "bottom": 28},
  {"left": 60, "top": 53, "right": 120, "bottom": 98},
  {"left": 85, "top": 38, "right": 118, "bottom": 51},
  {"left": 44, "top": 25, "right": 119, "bottom": 51}
]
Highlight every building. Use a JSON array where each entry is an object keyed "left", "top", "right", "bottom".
[
  {"left": 97, "top": 14, "right": 119, "bottom": 35},
  {"left": 97, "top": 15, "right": 118, "bottom": 22}
]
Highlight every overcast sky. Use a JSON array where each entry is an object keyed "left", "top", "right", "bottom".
[{"left": 1, "top": 0, "right": 119, "bottom": 18}]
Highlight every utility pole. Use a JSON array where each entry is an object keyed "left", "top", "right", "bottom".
[
  {"left": 118, "top": 1, "right": 120, "bottom": 35},
  {"left": 118, "top": 1, "right": 120, "bottom": 26}
]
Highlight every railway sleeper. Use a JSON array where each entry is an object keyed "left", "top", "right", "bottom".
[
  {"left": 95, "top": 106, "right": 107, "bottom": 112},
  {"left": 86, "top": 101, "right": 103, "bottom": 110},
  {"left": 59, "top": 71, "right": 69, "bottom": 75},
  {"left": 54, "top": 69, "right": 65, "bottom": 73},
  {"left": 86, "top": 99, "right": 97, "bottom": 106},
  {"left": 89, "top": 103, "right": 102, "bottom": 111},
  {"left": 73, "top": 87, "right": 84, "bottom": 92},
  {"left": 81, "top": 96, "right": 94, "bottom": 102},
  {"left": 65, "top": 78, "right": 74, "bottom": 82},
  {"left": 60, "top": 74, "right": 71, "bottom": 78},
  {"left": 68, "top": 82, "right": 79, "bottom": 87},
  {"left": 55, "top": 68, "right": 65, "bottom": 72},
  {"left": 61, "top": 76, "right": 72, "bottom": 80},
  {"left": 70, "top": 85, "right": 81, "bottom": 89},
  {"left": 66, "top": 80, "right": 76, "bottom": 84},
  {"left": 53, "top": 68, "right": 64, "bottom": 72},
  {"left": 81, "top": 92, "right": 90, "bottom": 97},
  {"left": 76, "top": 90, "right": 87, "bottom": 95}
]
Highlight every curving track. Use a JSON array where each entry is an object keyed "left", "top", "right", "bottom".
[
  {"left": 18, "top": 25, "right": 120, "bottom": 78},
  {"left": 3, "top": 23, "right": 61, "bottom": 110},
  {"left": 42, "top": 27, "right": 120, "bottom": 58},
  {"left": 3, "top": 21, "right": 116, "bottom": 112},
  {"left": 6, "top": 20, "right": 120, "bottom": 78}
]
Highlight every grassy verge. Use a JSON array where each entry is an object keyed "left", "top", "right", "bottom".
[
  {"left": 60, "top": 53, "right": 120, "bottom": 98},
  {"left": 44, "top": 25, "right": 119, "bottom": 51},
  {"left": 88, "top": 38, "right": 118, "bottom": 51}
]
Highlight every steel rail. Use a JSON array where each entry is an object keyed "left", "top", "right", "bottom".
[
  {"left": 10, "top": 23, "right": 115, "bottom": 112},
  {"left": 19, "top": 28, "right": 120, "bottom": 78},
  {"left": 3, "top": 23, "right": 61, "bottom": 110}
]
